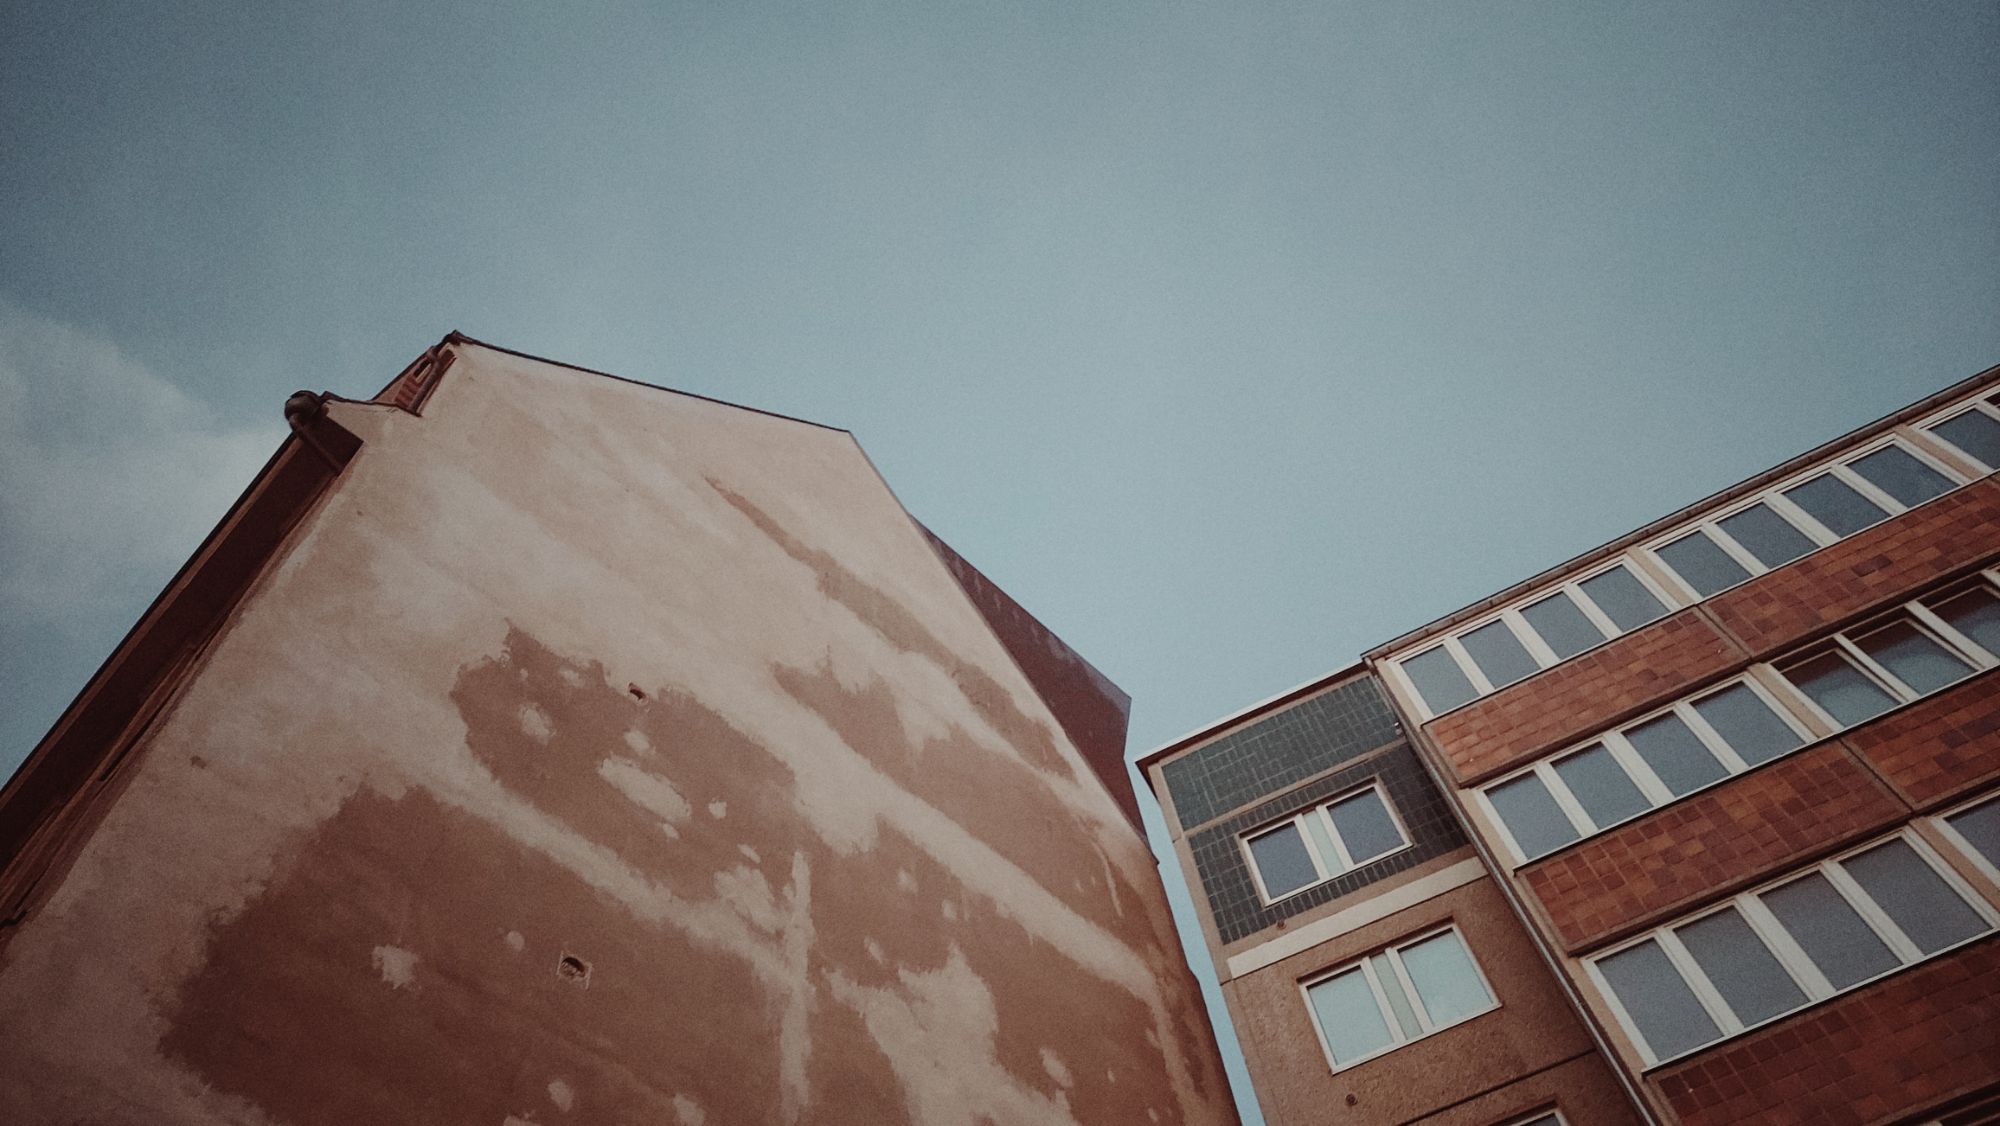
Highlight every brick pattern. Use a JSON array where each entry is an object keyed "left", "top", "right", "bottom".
[
  {"left": 1424, "top": 609, "right": 1741, "bottom": 786},
  {"left": 1163, "top": 676, "right": 1402, "bottom": 829},
  {"left": 1189, "top": 743, "right": 1466, "bottom": 945},
  {"left": 1654, "top": 937, "right": 2000, "bottom": 1126},
  {"left": 1844, "top": 667, "right": 2000, "bottom": 808},
  {"left": 1519, "top": 744, "right": 1908, "bottom": 952},
  {"left": 1706, "top": 477, "right": 2000, "bottom": 657}
]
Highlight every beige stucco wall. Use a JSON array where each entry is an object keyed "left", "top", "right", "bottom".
[{"left": 0, "top": 342, "right": 1234, "bottom": 1126}]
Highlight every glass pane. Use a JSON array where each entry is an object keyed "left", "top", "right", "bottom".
[
  {"left": 1461, "top": 620, "right": 1541, "bottom": 689},
  {"left": 1624, "top": 712, "right": 1728, "bottom": 797},
  {"left": 1326, "top": 788, "right": 1407, "bottom": 866},
  {"left": 1761, "top": 873, "right": 1900, "bottom": 989},
  {"left": 1521, "top": 590, "right": 1606, "bottom": 660},
  {"left": 1931, "top": 409, "right": 2000, "bottom": 470},
  {"left": 1487, "top": 774, "right": 1581, "bottom": 861},
  {"left": 1675, "top": 907, "right": 1807, "bottom": 1027},
  {"left": 1842, "top": 840, "right": 1988, "bottom": 955},
  {"left": 1578, "top": 565, "right": 1669, "bottom": 632},
  {"left": 1690, "top": 683, "right": 1803, "bottom": 767},
  {"left": 1398, "top": 931, "right": 1493, "bottom": 1029},
  {"left": 1552, "top": 743, "right": 1652, "bottom": 829},
  {"left": 1368, "top": 952, "right": 1420, "bottom": 1038},
  {"left": 1307, "top": 968, "right": 1395, "bottom": 1066},
  {"left": 1717, "top": 503, "right": 1818, "bottom": 569},
  {"left": 1597, "top": 939, "right": 1721, "bottom": 1061},
  {"left": 1658, "top": 530, "right": 1751, "bottom": 596},
  {"left": 1782, "top": 473, "right": 1889, "bottom": 537},
  {"left": 1782, "top": 652, "right": 1897, "bottom": 727},
  {"left": 1405, "top": 646, "right": 1477, "bottom": 714},
  {"left": 1247, "top": 823, "right": 1320, "bottom": 899},
  {"left": 1853, "top": 620, "right": 1974, "bottom": 696},
  {"left": 1946, "top": 798, "right": 2000, "bottom": 869},
  {"left": 1932, "top": 587, "right": 2000, "bottom": 657},
  {"left": 1849, "top": 445, "right": 1953, "bottom": 508}
]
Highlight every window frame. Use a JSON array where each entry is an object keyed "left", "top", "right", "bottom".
[
  {"left": 1772, "top": 573, "right": 2000, "bottom": 733},
  {"left": 1299, "top": 923, "right": 1500, "bottom": 1073},
  {"left": 1640, "top": 434, "right": 1965, "bottom": 605},
  {"left": 1585, "top": 828, "right": 1999, "bottom": 1069},
  {"left": 1238, "top": 781, "right": 1413, "bottom": 905},
  {"left": 1935, "top": 790, "right": 2000, "bottom": 887},
  {"left": 1476, "top": 673, "right": 1815, "bottom": 866},
  {"left": 1389, "top": 556, "right": 1680, "bottom": 719},
  {"left": 1918, "top": 392, "right": 2000, "bottom": 473},
  {"left": 1494, "top": 1111, "right": 1568, "bottom": 1126}
]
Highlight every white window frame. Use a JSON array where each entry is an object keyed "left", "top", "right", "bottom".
[
  {"left": 1495, "top": 1110, "right": 1568, "bottom": 1126},
  {"left": 1772, "top": 574, "right": 2000, "bottom": 733},
  {"left": 1299, "top": 923, "right": 1500, "bottom": 1073},
  {"left": 1476, "top": 673, "right": 1815, "bottom": 866},
  {"left": 1917, "top": 390, "right": 2000, "bottom": 473},
  {"left": 1586, "top": 828, "right": 2000, "bottom": 1069},
  {"left": 1389, "top": 556, "right": 1680, "bottom": 719},
  {"left": 1935, "top": 790, "right": 2000, "bottom": 887},
  {"left": 1641, "top": 434, "right": 1966, "bottom": 604},
  {"left": 1239, "top": 782, "right": 1413, "bottom": 904}
]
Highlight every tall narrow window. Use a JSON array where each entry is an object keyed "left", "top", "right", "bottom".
[
  {"left": 1849, "top": 445, "right": 1952, "bottom": 507},
  {"left": 1780, "top": 651, "right": 1897, "bottom": 726},
  {"left": 1781, "top": 473, "right": 1887, "bottom": 536},
  {"left": 1657, "top": 530, "right": 1751, "bottom": 597},
  {"left": 1404, "top": 645, "right": 1477, "bottom": 715},
  {"left": 1928, "top": 408, "right": 2000, "bottom": 471}
]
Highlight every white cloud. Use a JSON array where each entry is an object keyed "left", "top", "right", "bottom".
[{"left": 0, "top": 303, "right": 285, "bottom": 633}]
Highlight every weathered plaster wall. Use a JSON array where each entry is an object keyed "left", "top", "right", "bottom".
[{"left": 0, "top": 342, "right": 1234, "bottom": 1126}]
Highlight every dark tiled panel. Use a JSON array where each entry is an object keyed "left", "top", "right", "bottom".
[
  {"left": 1188, "top": 742, "right": 1468, "bottom": 945},
  {"left": 1162, "top": 676, "right": 1403, "bottom": 829}
]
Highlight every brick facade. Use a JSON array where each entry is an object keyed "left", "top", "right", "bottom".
[
  {"left": 1424, "top": 609, "right": 1742, "bottom": 786},
  {"left": 1652, "top": 937, "right": 2000, "bottom": 1126},
  {"left": 1518, "top": 744, "right": 1908, "bottom": 952},
  {"left": 1843, "top": 667, "right": 2000, "bottom": 808},
  {"left": 1705, "top": 477, "right": 2000, "bottom": 656}
]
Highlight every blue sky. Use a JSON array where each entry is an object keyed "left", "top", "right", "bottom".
[{"left": 3, "top": 3, "right": 1996, "bottom": 1120}]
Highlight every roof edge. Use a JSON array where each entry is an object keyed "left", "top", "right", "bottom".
[{"left": 1365, "top": 359, "right": 2000, "bottom": 660}]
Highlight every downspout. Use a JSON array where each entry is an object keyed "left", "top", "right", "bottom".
[{"left": 1367, "top": 661, "right": 1667, "bottom": 1126}]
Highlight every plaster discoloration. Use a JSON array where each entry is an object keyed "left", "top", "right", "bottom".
[{"left": 0, "top": 341, "right": 1236, "bottom": 1126}]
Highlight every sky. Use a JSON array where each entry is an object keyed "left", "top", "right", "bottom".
[{"left": 2, "top": 3, "right": 1997, "bottom": 1121}]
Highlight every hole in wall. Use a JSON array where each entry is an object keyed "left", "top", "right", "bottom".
[
  {"left": 628, "top": 684, "right": 647, "bottom": 701},
  {"left": 557, "top": 954, "right": 591, "bottom": 987}
]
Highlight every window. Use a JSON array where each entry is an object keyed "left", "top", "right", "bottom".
[
  {"left": 1499, "top": 1113, "right": 1565, "bottom": 1126},
  {"left": 1241, "top": 784, "right": 1410, "bottom": 902},
  {"left": 1775, "top": 577, "right": 2000, "bottom": 732},
  {"left": 1395, "top": 559, "right": 1672, "bottom": 716},
  {"left": 1938, "top": 791, "right": 2000, "bottom": 884},
  {"left": 1590, "top": 831, "right": 1996, "bottom": 1066},
  {"left": 1644, "top": 437, "right": 1963, "bottom": 601},
  {"left": 1481, "top": 677, "right": 1809, "bottom": 863},
  {"left": 1924, "top": 394, "right": 2000, "bottom": 472},
  {"left": 1302, "top": 925, "right": 1497, "bottom": 1070}
]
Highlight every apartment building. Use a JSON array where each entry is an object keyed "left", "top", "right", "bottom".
[
  {"left": 1138, "top": 669, "right": 1642, "bottom": 1126},
  {"left": 1146, "top": 364, "right": 2000, "bottom": 1126},
  {"left": 0, "top": 335, "right": 1236, "bottom": 1126}
]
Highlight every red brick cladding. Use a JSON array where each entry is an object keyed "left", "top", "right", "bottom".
[
  {"left": 1519, "top": 744, "right": 1906, "bottom": 952},
  {"left": 1653, "top": 937, "right": 2000, "bottom": 1126},
  {"left": 1706, "top": 477, "right": 2000, "bottom": 657},
  {"left": 1425, "top": 610, "right": 1740, "bottom": 785},
  {"left": 1842, "top": 667, "right": 2000, "bottom": 809}
]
